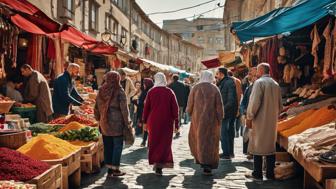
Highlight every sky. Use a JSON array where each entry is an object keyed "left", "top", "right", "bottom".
[{"left": 136, "top": 0, "right": 225, "bottom": 28}]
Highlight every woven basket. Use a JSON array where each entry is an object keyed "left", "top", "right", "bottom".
[{"left": 0, "top": 101, "right": 15, "bottom": 113}]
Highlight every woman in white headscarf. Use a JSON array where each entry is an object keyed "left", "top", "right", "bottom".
[
  {"left": 186, "top": 70, "right": 224, "bottom": 175},
  {"left": 143, "top": 72, "right": 179, "bottom": 176}
]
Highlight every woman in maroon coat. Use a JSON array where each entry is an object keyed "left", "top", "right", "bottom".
[{"left": 143, "top": 72, "right": 179, "bottom": 176}]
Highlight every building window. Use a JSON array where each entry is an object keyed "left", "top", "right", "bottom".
[
  {"left": 58, "top": 0, "right": 74, "bottom": 19},
  {"left": 208, "top": 37, "right": 214, "bottom": 44},
  {"left": 197, "top": 36, "right": 204, "bottom": 44},
  {"left": 112, "top": 20, "right": 119, "bottom": 41},
  {"left": 196, "top": 25, "right": 204, "bottom": 31},
  {"left": 89, "top": 1, "right": 100, "bottom": 32},
  {"left": 121, "top": 27, "right": 128, "bottom": 46}
]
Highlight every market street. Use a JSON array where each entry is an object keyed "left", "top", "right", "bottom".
[{"left": 81, "top": 124, "right": 302, "bottom": 189}]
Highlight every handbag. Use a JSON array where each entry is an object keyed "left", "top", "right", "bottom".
[{"left": 123, "top": 123, "right": 135, "bottom": 146}]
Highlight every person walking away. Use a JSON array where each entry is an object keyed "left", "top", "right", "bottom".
[
  {"left": 168, "top": 74, "right": 187, "bottom": 127},
  {"left": 131, "top": 81, "right": 142, "bottom": 135},
  {"left": 21, "top": 64, "right": 53, "bottom": 122},
  {"left": 94, "top": 71, "right": 131, "bottom": 177},
  {"left": 52, "top": 63, "right": 85, "bottom": 117},
  {"left": 216, "top": 67, "right": 238, "bottom": 159},
  {"left": 245, "top": 63, "right": 283, "bottom": 180},
  {"left": 240, "top": 67, "right": 257, "bottom": 159},
  {"left": 117, "top": 69, "right": 136, "bottom": 108},
  {"left": 187, "top": 70, "right": 224, "bottom": 175},
  {"left": 228, "top": 71, "right": 243, "bottom": 137},
  {"left": 137, "top": 78, "right": 154, "bottom": 147},
  {"left": 143, "top": 72, "right": 179, "bottom": 176}
]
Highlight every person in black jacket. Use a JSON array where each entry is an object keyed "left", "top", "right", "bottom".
[
  {"left": 168, "top": 74, "right": 188, "bottom": 127},
  {"left": 216, "top": 67, "right": 238, "bottom": 159}
]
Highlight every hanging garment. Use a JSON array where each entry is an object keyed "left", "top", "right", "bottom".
[
  {"left": 331, "top": 20, "right": 336, "bottom": 75},
  {"left": 322, "top": 21, "right": 332, "bottom": 79},
  {"left": 310, "top": 25, "right": 321, "bottom": 68}
]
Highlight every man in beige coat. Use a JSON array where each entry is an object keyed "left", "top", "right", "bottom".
[
  {"left": 187, "top": 70, "right": 224, "bottom": 175},
  {"left": 245, "top": 63, "right": 282, "bottom": 180},
  {"left": 118, "top": 69, "right": 136, "bottom": 105},
  {"left": 21, "top": 64, "right": 53, "bottom": 122}
]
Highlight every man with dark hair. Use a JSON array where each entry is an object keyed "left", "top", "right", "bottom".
[
  {"left": 118, "top": 68, "right": 136, "bottom": 106},
  {"left": 228, "top": 70, "right": 243, "bottom": 137},
  {"left": 21, "top": 64, "right": 53, "bottom": 122},
  {"left": 216, "top": 67, "right": 238, "bottom": 159},
  {"left": 168, "top": 74, "right": 187, "bottom": 131},
  {"left": 245, "top": 63, "right": 282, "bottom": 180}
]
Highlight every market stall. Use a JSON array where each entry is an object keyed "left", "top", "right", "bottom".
[{"left": 231, "top": 0, "right": 336, "bottom": 188}]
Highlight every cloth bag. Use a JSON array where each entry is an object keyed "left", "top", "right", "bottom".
[{"left": 123, "top": 124, "right": 135, "bottom": 146}]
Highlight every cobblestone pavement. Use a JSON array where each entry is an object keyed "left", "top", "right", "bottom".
[{"left": 81, "top": 124, "right": 302, "bottom": 189}]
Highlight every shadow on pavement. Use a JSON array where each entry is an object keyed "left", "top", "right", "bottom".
[
  {"left": 92, "top": 177, "right": 129, "bottom": 189},
  {"left": 121, "top": 147, "right": 148, "bottom": 165},
  {"left": 136, "top": 173, "right": 176, "bottom": 189}
]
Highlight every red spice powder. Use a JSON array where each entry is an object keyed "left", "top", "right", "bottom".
[{"left": 0, "top": 147, "right": 51, "bottom": 181}]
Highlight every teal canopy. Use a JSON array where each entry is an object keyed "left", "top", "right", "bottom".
[{"left": 232, "top": 0, "right": 336, "bottom": 43}]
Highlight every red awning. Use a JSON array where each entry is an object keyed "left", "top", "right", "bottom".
[
  {"left": 0, "top": 0, "right": 60, "bottom": 32},
  {"left": 11, "top": 14, "right": 46, "bottom": 34},
  {"left": 201, "top": 58, "right": 221, "bottom": 69},
  {"left": 49, "top": 26, "right": 117, "bottom": 55}
]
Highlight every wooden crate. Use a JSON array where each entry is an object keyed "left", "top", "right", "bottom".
[
  {"left": 80, "top": 142, "right": 100, "bottom": 174},
  {"left": 0, "top": 131, "right": 27, "bottom": 149},
  {"left": 98, "top": 135, "right": 104, "bottom": 164},
  {"left": 27, "top": 164, "right": 62, "bottom": 189},
  {"left": 43, "top": 149, "right": 81, "bottom": 189}
]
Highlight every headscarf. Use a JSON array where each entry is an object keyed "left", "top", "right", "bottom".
[
  {"left": 96, "top": 71, "right": 121, "bottom": 125},
  {"left": 154, "top": 72, "right": 167, "bottom": 87},
  {"left": 199, "top": 70, "right": 214, "bottom": 83}
]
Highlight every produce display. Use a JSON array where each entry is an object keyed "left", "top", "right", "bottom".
[
  {"left": 58, "top": 122, "right": 85, "bottom": 132},
  {"left": 49, "top": 114, "right": 96, "bottom": 126},
  {"left": 17, "top": 135, "right": 80, "bottom": 160},
  {"left": 0, "top": 147, "right": 50, "bottom": 181},
  {"left": 13, "top": 103, "right": 36, "bottom": 108},
  {"left": 69, "top": 140, "right": 95, "bottom": 147},
  {"left": 29, "top": 123, "right": 64, "bottom": 136},
  {"left": 0, "top": 181, "right": 36, "bottom": 189},
  {"left": 56, "top": 126, "right": 100, "bottom": 142}
]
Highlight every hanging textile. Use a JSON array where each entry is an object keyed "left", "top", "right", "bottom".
[
  {"left": 52, "top": 37, "right": 63, "bottom": 77},
  {"left": 26, "top": 34, "right": 42, "bottom": 72},
  {"left": 331, "top": 20, "right": 336, "bottom": 75},
  {"left": 268, "top": 38, "right": 280, "bottom": 81},
  {"left": 323, "top": 20, "right": 332, "bottom": 80},
  {"left": 310, "top": 25, "right": 321, "bottom": 68}
]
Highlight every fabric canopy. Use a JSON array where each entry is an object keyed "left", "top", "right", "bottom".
[
  {"left": 11, "top": 14, "right": 46, "bottom": 34},
  {"left": 201, "top": 58, "right": 221, "bottom": 69},
  {"left": 121, "top": 67, "right": 139, "bottom": 75},
  {"left": 138, "top": 58, "right": 171, "bottom": 72},
  {"left": 231, "top": 0, "right": 336, "bottom": 43},
  {"left": 0, "top": 0, "right": 60, "bottom": 32}
]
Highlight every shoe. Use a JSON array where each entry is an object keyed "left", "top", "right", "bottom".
[
  {"left": 155, "top": 168, "right": 163, "bottom": 176},
  {"left": 174, "top": 132, "right": 181, "bottom": 138},
  {"left": 245, "top": 172, "right": 262, "bottom": 181},
  {"left": 202, "top": 168, "right": 213, "bottom": 176},
  {"left": 230, "top": 154, "right": 235, "bottom": 159},
  {"left": 112, "top": 169, "right": 126, "bottom": 177},
  {"left": 140, "top": 142, "right": 146, "bottom": 147},
  {"left": 266, "top": 175, "right": 275, "bottom": 180},
  {"left": 246, "top": 154, "right": 253, "bottom": 160},
  {"left": 107, "top": 168, "right": 113, "bottom": 177},
  {"left": 220, "top": 154, "right": 231, "bottom": 160}
]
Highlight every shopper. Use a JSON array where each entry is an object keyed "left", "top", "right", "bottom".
[
  {"left": 131, "top": 81, "right": 142, "bottom": 135},
  {"left": 52, "top": 63, "right": 84, "bottom": 117},
  {"left": 240, "top": 67, "right": 257, "bottom": 158},
  {"left": 143, "top": 72, "right": 179, "bottom": 176},
  {"left": 117, "top": 69, "right": 136, "bottom": 106},
  {"left": 245, "top": 63, "right": 283, "bottom": 180},
  {"left": 21, "top": 64, "right": 53, "bottom": 122},
  {"left": 216, "top": 67, "right": 238, "bottom": 159},
  {"left": 228, "top": 71, "right": 243, "bottom": 137},
  {"left": 137, "top": 78, "right": 154, "bottom": 146},
  {"left": 187, "top": 70, "right": 224, "bottom": 175},
  {"left": 94, "top": 71, "right": 131, "bottom": 177},
  {"left": 168, "top": 74, "right": 188, "bottom": 127}
]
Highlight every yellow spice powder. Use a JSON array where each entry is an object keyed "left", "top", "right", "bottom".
[
  {"left": 17, "top": 134, "right": 80, "bottom": 160},
  {"left": 59, "top": 121, "right": 85, "bottom": 132}
]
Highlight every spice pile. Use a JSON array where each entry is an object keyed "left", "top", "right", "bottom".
[
  {"left": 17, "top": 135, "right": 80, "bottom": 160},
  {"left": 59, "top": 122, "right": 85, "bottom": 132},
  {"left": 49, "top": 114, "right": 96, "bottom": 126},
  {"left": 0, "top": 147, "right": 50, "bottom": 181}
]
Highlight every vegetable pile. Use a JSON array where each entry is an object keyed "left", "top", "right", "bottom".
[
  {"left": 29, "top": 123, "right": 64, "bottom": 136},
  {"left": 56, "top": 126, "right": 100, "bottom": 142},
  {"left": 17, "top": 135, "right": 80, "bottom": 160},
  {"left": 0, "top": 147, "right": 50, "bottom": 181},
  {"left": 0, "top": 181, "right": 35, "bottom": 189},
  {"left": 49, "top": 114, "right": 96, "bottom": 126}
]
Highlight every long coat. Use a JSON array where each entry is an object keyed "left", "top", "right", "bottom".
[
  {"left": 143, "top": 86, "right": 179, "bottom": 168},
  {"left": 247, "top": 75, "right": 283, "bottom": 155},
  {"left": 187, "top": 83, "right": 224, "bottom": 169},
  {"left": 24, "top": 71, "right": 53, "bottom": 122},
  {"left": 217, "top": 77, "right": 238, "bottom": 119},
  {"left": 168, "top": 81, "right": 187, "bottom": 108}
]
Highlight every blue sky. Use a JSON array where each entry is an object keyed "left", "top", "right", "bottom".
[{"left": 136, "top": 0, "right": 225, "bottom": 27}]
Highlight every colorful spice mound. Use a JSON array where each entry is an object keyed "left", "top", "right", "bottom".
[
  {"left": 59, "top": 122, "right": 85, "bottom": 132},
  {"left": 49, "top": 114, "right": 96, "bottom": 126},
  {"left": 17, "top": 134, "right": 80, "bottom": 160},
  {"left": 0, "top": 147, "right": 50, "bottom": 181},
  {"left": 56, "top": 126, "right": 100, "bottom": 142},
  {"left": 69, "top": 140, "right": 95, "bottom": 146}
]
